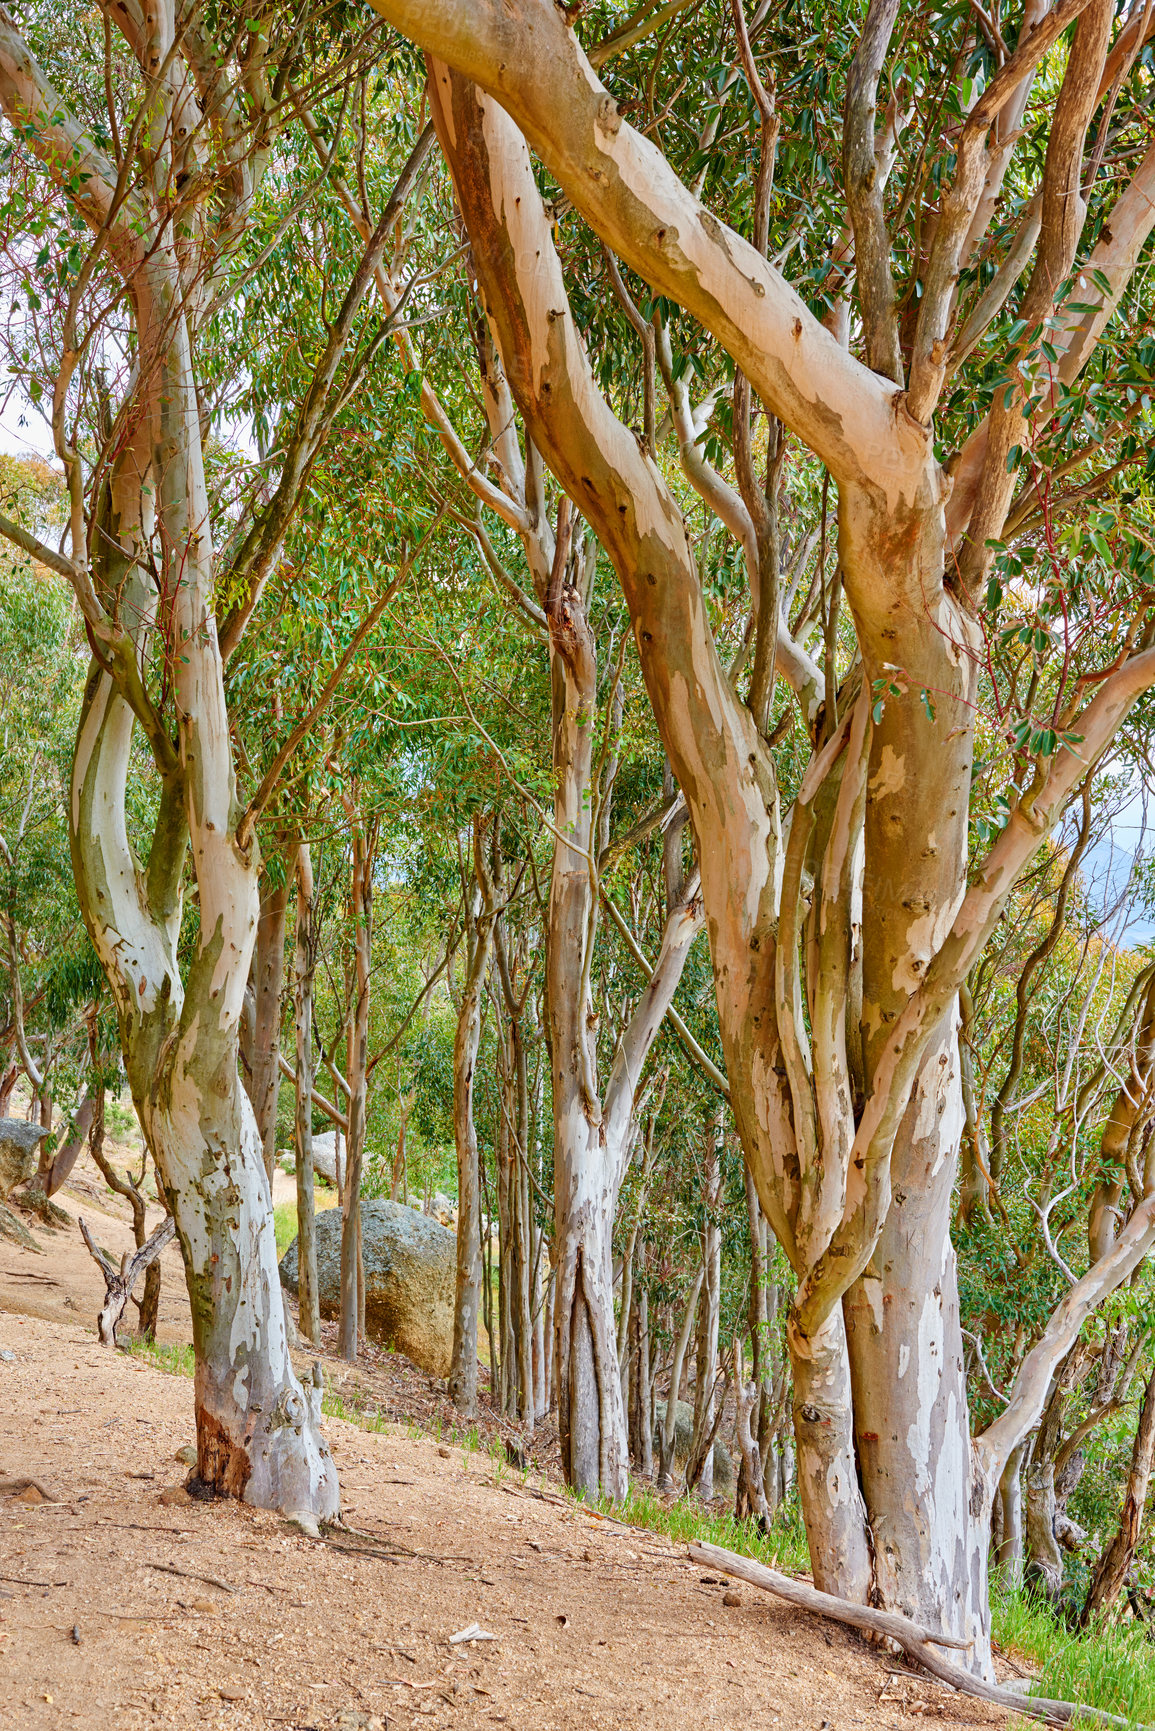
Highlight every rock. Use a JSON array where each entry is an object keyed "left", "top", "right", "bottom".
[
  {"left": 0, "top": 1119, "right": 52, "bottom": 1200},
  {"left": 653, "top": 1398, "right": 735, "bottom": 1494},
  {"left": 425, "top": 1191, "right": 457, "bottom": 1227},
  {"left": 279, "top": 1199, "right": 456, "bottom": 1377},
  {"left": 308, "top": 1130, "right": 341, "bottom": 1187}
]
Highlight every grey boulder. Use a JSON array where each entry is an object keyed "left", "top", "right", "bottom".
[
  {"left": 0, "top": 1119, "right": 52, "bottom": 1200},
  {"left": 280, "top": 1199, "right": 456, "bottom": 1377},
  {"left": 654, "top": 1397, "right": 735, "bottom": 1493}
]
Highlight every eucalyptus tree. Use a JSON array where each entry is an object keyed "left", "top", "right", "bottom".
[
  {"left": 0, "top": 2, "right": 433, "bottom": 1514},
  {"left": 345, "top": 195, "right": 717, "bottom": 1484},
  {"left": 371, "top": 0, "right": 1155, "bottom": 1664}
]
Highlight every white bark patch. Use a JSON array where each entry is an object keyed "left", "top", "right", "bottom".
[
  {"left": 898, "top": 1343, "right": 910, "bottom": 1379},
  {"left": 862, "top": 1276, "right": 885, "bottom": 1332},
  {"left": 907, "top": 1288, "right": 944, "bottom": 1502},
  {"left": 892, "top": 883, "right": 964, "bottom": 995},
  {"left": 868, "top": 745, "right": 905, "bottom": 800}
]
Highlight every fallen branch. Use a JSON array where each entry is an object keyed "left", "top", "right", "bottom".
[
  {"left": 144, "top": 1561, "right": 236, "bottom": 1594},
  {"left": 79, "top": 1213, "right": 175, "bottom": 1346},
  {"left": 688, "top": 1540, "right": 1144, "bottom": 1730}
]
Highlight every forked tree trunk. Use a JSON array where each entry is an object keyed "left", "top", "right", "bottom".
[{"left": 293, "top": 845, "right": 321, "bottom": 1347}]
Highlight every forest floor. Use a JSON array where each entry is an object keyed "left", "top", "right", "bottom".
[{"left": 0, "top": 1144, "right": 1014, "bottom": 1731}]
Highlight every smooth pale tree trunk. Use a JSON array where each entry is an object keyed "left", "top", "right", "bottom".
[
  {"left": 1082, "top": 1365, "right": 1155, "bottom": 1623},
  {"left": 293, "top": 845, "right": 321, "bottom": 1347},
  {"left": 496, "top": 1044, "right": 514, "bottom": 1414},
  {"left": 627, "top": 1282, "right": 653, "bottom": 1477},
  {"left": 448, "top": 828, "right": 497, "bottom": 1415},
  {"left": 247, "top": 860, "right": 291, "bottom": 1186},
  {"left": 391, "top": 1086, "right": 416, "bottom": 1205}
]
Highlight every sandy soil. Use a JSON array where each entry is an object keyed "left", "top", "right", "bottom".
[{"left": 0, "top": 1151, "right": 1011, "bottom": 1731}]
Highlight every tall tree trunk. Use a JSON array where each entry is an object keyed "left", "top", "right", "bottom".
[
  {"left": 247, "top": 858, "right": 291, "bottom": 1186},
  {"left": 544, "top": 512, "right": 629, "bottom": 1499},
  {"left": 293, "top": 845, "right": 321, "bottom": 1347},
  {"left": 689, "top": 1110, "right": 723, "bottom": 1499},
  {"left": 339, "top": 816, "right": 374, "bottom": 1362},
  {"left": 448, "top": 823, "right": 497, "bottom": 1415},
  {"left": 1082, "top": 1366, "right": 1155, "bottom": 1624}
]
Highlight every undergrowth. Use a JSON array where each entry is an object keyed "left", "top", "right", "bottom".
[
  {"left": 990, "top": 1569, "right": 1155, "bottom": 1729},
  {"left": 590, "top": 1482, "right": 811, "bottom": 1576}
]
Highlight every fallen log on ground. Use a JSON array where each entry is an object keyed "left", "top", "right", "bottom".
[
  {"left": 688, "top": 1538, "right": 1143, "bottom": 1730},
  {"left": 79, "top": 1213, "right": 175, "bottom": 1346}
]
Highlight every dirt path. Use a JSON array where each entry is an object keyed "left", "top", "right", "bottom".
[{"left": 0, "top": 1156, "right": 1010, "bottom": 1731}]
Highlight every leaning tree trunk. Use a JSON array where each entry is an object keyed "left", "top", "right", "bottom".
[
  {"left": 1082, "top": 1365, "right": 1155, "bottom": 1624},
  {"left": 293, "top": 845, "right": 321, "bottom": 1346},
  {"left": 995, "top": 1443, "right": 1026, "bottom": 1587}
]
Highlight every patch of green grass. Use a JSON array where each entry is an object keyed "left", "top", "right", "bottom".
[
  {"left": 587, "top": 1482, "right": 811, "bottom": 1576},
  {"left": 122, "top": 1337, "right": 195, "bottom": 1378},
  {"left": 273, "top": 1193, "right": 338, "bottom": 1258},
  {"left": 990, "top": 1571, "right": 1155, "bottom": 1728}
]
